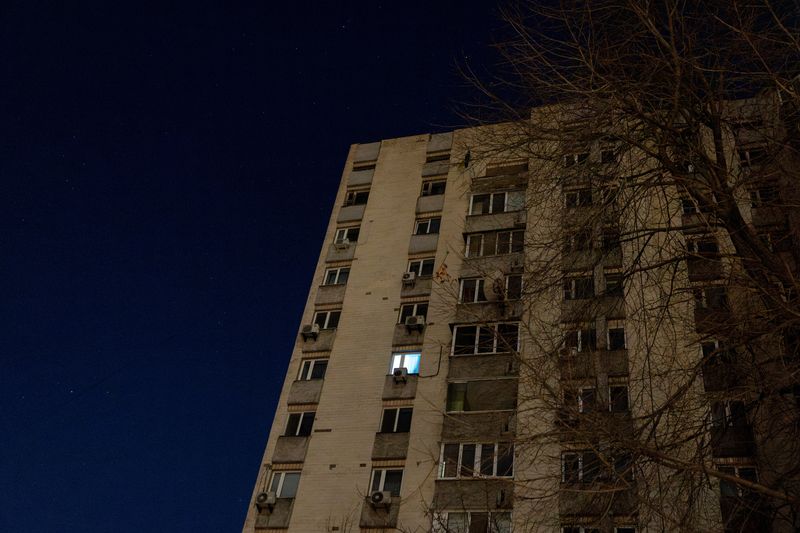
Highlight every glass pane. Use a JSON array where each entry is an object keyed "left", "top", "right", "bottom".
[
  {"left": 454, "top": 326, "right": 477, "bottom": 355},
  {"left": 496, "top": 232, "right": 510, "bottom": 254},
  {"left": 396, "top": 408, "right": 413, "bottom": 432},
  {"left": 430, "top": 181, "right": 446, "bottom": 195},
  {"left": 390, "top": 354, "right": 403, "bottom": 373},
  {"left": 348, "top": 227, "right": 360, "bottom": 241},
  {"left": 443, "top": 444, "right": 460, "bottom": 477},
  {"left": 506, "top": 275, "right": 522, "bottom": 299},
  {"left": 490, "top": 513, "right": 512, "bottom": 533},
  {"left": 404, "top": 353, "right": 420, "bottom": 374},
  {"left": 468, "top": 235, "right": 483, "bottom": 257},
  {"left": 511, "top": 231, "right": 524, "bottom": 253},
  {"left": 477, "top": 326, "right": 496, "bottom": 353},
  {"left": 383, "top": 470, "right": 403, "bottom": 496},
  {"left": 314, "top": 313, "right": 327, "bottom": 328},
  {"left": 583, "top": 451, "right": 600, "bottom": 482},
  {"left": 325, "top": 270, "right": 338, "bottom": 285},
  {"left": 299, "top": 361, "right": 311, "bottom": 380},
  {"left": 472, "top": 194, "right": 490, "bottom": 215},
  {"left": 491, "top": 193, "right": 506, "bottom": 213},
  {"left": 469, "top": 512, "right": 489, "bottom": 533},
  {"left": 409, "top": 261, "right": 421, "bottom": 275},
  {"left": 400, "top": 305, "right": 414, "bottom": 323},
  {"left": 483, "top": 232, "right": 497, "bottom": 255},
  {"left": 507, "top": 190, "right": 525, "bottom": 211},
  {"left": 269, "top": 473, "right": 281, "bottom": 493},
  {"left": 563, "top": 453, "right": 580, "bottom": 482},
  {"left": 611, "top": 386, "right": 629, "bottom": 412},
  {"left": 497, "top": 443, "right": 513, "bottom": 476},
  {"left": 280, "top": 472, "right": 300, "bottom": 498},
  {"left": 327, "top": 311, "right": 341, "bottom": 328},
  {"left": 580, "top": 388, "right": 596, "bottom": 412},
  {"left": 460, "top": 444, "right": 476, "bottom": 477},
  {"left": 371, "top": 470, "right": 382, "bottom": 493},
  {"left": 447, "top": 383, "right": 467, "bottom": 411},
  {"left": 421, "top": 259, "right": 435, "bottom": 276},
  {"left": 608, "top": 328, "right": 625, "bottom": 350},
  {"left": 429, "top": 217, "right": 441, "bottom": 233},
  {"left": 480, "top": 443, "right": 496, "bottom": 475},
  {"left": 298, "top": 413, "right": 314, "bottom": 436},
  {"left": 416, "top": 303, "right": 428, "bottom": 318},
  {"left": 497, "top": 324, "right": 519, "bottom": 352},
  {"left": 447, "top": 513, "right": 469, "bottom": 533},
  {"left": 462, "top": 279, "right": 476, "bottom": 302},
  {"left": 310, "top": 360, "right": 327, "bottom": 380},
  {"left": 380, "top": 409, "right": 397, "bottom": 433},
  {"left": 338, "top": 268, "right": 349, "bottom": 284},
  {"left": 285, "top": 413, "right": 300, "bottom": 436}
]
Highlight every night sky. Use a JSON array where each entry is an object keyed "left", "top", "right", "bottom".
[{"left": 1, "top": 2, "right": 500, "bottom": 531}]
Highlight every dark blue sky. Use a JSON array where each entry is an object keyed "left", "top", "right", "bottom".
[{"left": 0, "top": 2, "right": 499, "bottom": 531}]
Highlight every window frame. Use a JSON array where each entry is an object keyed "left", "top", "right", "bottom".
[
  {"left": 334, "top": 227, "right": 360, "bottom": 244},
  {"left": 693, "top": 286, "right": 729, "bottom": 310},
  {"left": 370, "top": 468, "right": 403, "bottom": 497},
  {"left": 564, "top": 188, "right": 593, "bottom": 207},
  {"left": 435, "top": 511, "right": 512, "bottom": 533},
  {"left": 563, "top": 325, "right": 597, "bottom": 353},
  {"left": 285, "top": 411, "right": 315, "bottom": 437},
  {"left": 465, "top": 230, "right": 524, "bottom": 257},
  {"left": 323, "top": 266, "right": 350, "bottom": 286},
  {"left": 459, "top": 278, "right": 487, "bottom": 303},
  {"left": 468, "top": 190, "right": 525, "bottom": 215},
  {"left": 421, "top": 179, "right": 447, "bottom": 196},
  {"left": 609, "top": 384, "right": 630, "bottom": 413},
  {"left": 607, "top": 321, "right": 626, "bottom": 350},
  {"left": 505, "top": 274, "right": 523, "bottom": 300},
  {"left": 439, "top": 442, "right": 514, "bottom": 479},
  {"left": 313, "top": 310, "right": 341, "bottom": 329},
  {"left": 380, "top": 407, "right": 413, "bottom": 433},
  {"left": 563, "top": 276, "right": 595, "bottom": 300},
  {"left": 414, "top": 217, "right": 441, "bottom": 235},
  {"left": 269, "top": 471, "right": 301, "bottom": 499},
  {"left": 399, "top": 302, "right": 428, "bottom": 323},
  {"left": 408, "top": 258, "right": 435, "bottom": 277},
  {"left": 561, "top": 450, "right": 602, "bottom": 483},
  {"left": 298, "top": 358, "right": 328, "bottom": 381},
  {"left": 452, "top": 323, "right": 520, "bottom": 356},
  {"left": 343, "top": 189, "right": 370, "bottom": 207}
]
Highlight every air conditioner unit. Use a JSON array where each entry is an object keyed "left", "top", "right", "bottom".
[
  {"left": 255, "top": 491, "right": 277, "bottom": 512},
  {"left": 392, "top": 367, "right": 408, "bottom": 383},
  {"left": 301, "top": 323, "right": 320, "bottom": 340},
  {"left": 402, "top": 271, "right": 416, "bottom": 287},
  {"left": 370, "top": 490, "right": 392, "bottom": 508},
  {"left": 404, "top": 315, "right": 426, "bottom": 331},
  {"left": 334, "top": 239, "right": 350, "bottom": 250}
]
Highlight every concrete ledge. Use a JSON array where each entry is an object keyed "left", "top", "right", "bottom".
[{"left": 287, "top": 379, "right": 323, "bottom": 405}]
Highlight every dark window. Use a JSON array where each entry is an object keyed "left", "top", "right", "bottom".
[
  {"left": 565, "top": 189, "right": 593, "bottom": 207},
  {"left": 694, "top": 286, "right": 729, "bottom": 309},
  {"left": 447, "top": 383, "right": 469, "bottom": 411},
  {"left": 408, "top": 258, "right": 435, "bottom": 277},
  {"left": 285, "top": 412, "right": 314, "bottom": 436},
  {"left": 442, "top": 444, "right": 459, "bottom": 478},
  {"left": 324, "top": 267, "right": 350, "bottom": 285},
  {"left": 506, "top": 275, "right": 523, "bottom": 300},
  {"left": 602, "top": 228, "right": 621, "bottom": 251},
  {"left": 610, "top": 385, "right": 629, "bottom": 412},
  {"left": 415, "top": 217, "right": 441, "bottom": 235},
  {"left": 480, "top": 443, "right": 495, "bottom": 476},
  {"left": 454, "top": 327, "right": 478, "bottom": 355},
  {"left": 370, "top": 469, "right": 403, "bottom": 496},
  {"left": 460, "top": 278, "right": 487, "bottom": 303},
  {"left": 608, "top": 327, "right": 626, "bottom": 350},
  {"left": 497, "top": 230, "right": 524, "bottom": 254},
  {"left": 299, "top": 359, "right": 328, "bottom": 380},
  {"left": 565, "top": 230, "right": 593, "bottom": 252},
  {"left": 421, "top": 179, "right": 446, "bottom": 196},
  {"left": 334, "top": 227, "right": 360, "bottom": 244},
  {"left": 344, "top": 190, "right": 369, "bottom": 206},
  {"left": 314, "top": 310, "right": 341, "bottom": 329},
  {"left": 605, "top": 273, "right": 623, "bottom": 296},
  {"left": 453, "top": 324, "right": 519, "bottom": 355},
  {"left": 497, "top": 323, "right": 519, "bottom": 352},
  {"left": 380, "top": 407, "right": 413, "bottom": 433},
  {"left": 564, "top": 277, "right": 594, "bottom": 300},
  {"left": 579, "top": 388, "right": 596, "bottom": 413},
  {"left": 399, "top": 302, "right": 428, "bottom": 323},
  {"left": 460, "top": 444, "right": 476, "bottom": 477},
  {"left": 562, "top": 452, "right": 580, "bottom": 482}
]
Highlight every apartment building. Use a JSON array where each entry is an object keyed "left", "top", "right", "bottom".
[{"left": 243, "top": 100, "right": 800, "bottom": 532}]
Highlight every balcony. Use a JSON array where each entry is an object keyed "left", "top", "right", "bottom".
[
  {"left": 422, "top": 159, "right": 449, "bottom": 177},
  {"left": 687, "top": 257, "right": 723, "bottom": 281},
  {"left": 442, "top": 412, "right": 515, "bottom": 441},
  {"left": 416, "top": 194, "right": 444, "bottom": 214},
  {"left": 464, "top": 211, "right": 525, "bottom": 233},
  {"left": 408, "top": 233, "right": 439, "bottom": 254},
  {"left": 287, "top": 379, "right": 323, "bottom": 405},
  {"left": 315, "top": 284, "right": 346, "bottom": 305},
  {"left": 359, "top": 496, "right": 400, "bottom": 528},
  {"left": 382, "top": 374, "right": 418, "bottom": 400},
  {"left": 449, "top": 354, "right": 517, "bottom": 380},
  {"left": 392, "top": 323, "right": 425, "bottom": 345},
  {"left": 371, "top": 432, "right": 410, "bottom": 460},
  {"left": 751, "top": 205, "right": 785, "bottom": 227},
  {"left": 325, "top": 242, "right": 356, "bottom": 262},
  {"left": 272, "top": 436, "right": 309, "bottom": 464},
  {"left": 337, "top": 204, "right": 366, "bottom": 223},
  {"left": 694, "top": 307, "right": 735, "bottom": 334},
  {"left": 401, "top": 276, "right": 431, "bottom": 298},
  {"left": 254, "top": 498, "right": 294, "bottom": 529},
  {"left": 558, "top": 484, "right": 637, "bottom": 516},
  {"left": 347, "top": 167, "right": 374, "bottom": 187},
  {"left": 560, "top": 295, "right": 625, "bottom": 322},
  {"left": 300, "top": 328, "right": 336, "bottom": 353},
  {"left": 433, "top": 479, "right": 514, "bottom": 510},
  {"left": 461, "top": 253, "right": 523, "bottom": 279},
  {"left": 454, "top": 300, "right": 523, "bottom": 323}
]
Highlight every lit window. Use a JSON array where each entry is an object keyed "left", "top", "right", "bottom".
[
  {"left": 408, "top": 258, "right": 435, "bottom": 277},
  {"left": 323, "top": 267, "right": 350, "bottom": 285},
  {"left": 269, "top": 471, "right": 300, "bottom": 498},
  {"left": 414, "top": 217, "right": 441, "bottom": 235},
  {"left": 390, "top": 352, "right": 421, "bottom": 375},
  {"left": 298, "top": 359, "right": 328, "bottom": 380},
  {"left": 313, "top": 310, "right": 341, "bottom": 329},
  {"left": 284, "top": 412, "right": 314, "bottom": 436},
  {"left": 370, "top": 468, "right": 403, "bottom": 496}
]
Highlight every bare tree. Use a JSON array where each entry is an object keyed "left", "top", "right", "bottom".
[{"left": 445, "top": 1, "right": 800, "bottom": 531}]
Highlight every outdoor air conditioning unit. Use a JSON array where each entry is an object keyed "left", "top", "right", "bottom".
[
  {"left": 334, "top": 239, "right": 350, "bottom": 250},
  {"left": 393, "top": 367, "right": 408, "bottom": 383},
  {"left": 404, "top": 315, "right": 426, "bottom": 331},
  {"left": 402, "top": 271, "right": 416, "bottom": 287},
  {"left": 370, "top": 490, "right": 392, "bottom": 508},
  {"left": 255, "top": 491, "right": 277, "bottom": 512},
  {"left": 301, "top": 323, "right": 320, "bottom": 340}
]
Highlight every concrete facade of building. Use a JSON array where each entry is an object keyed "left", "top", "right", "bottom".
[{"left": 243, "top": 105, "right": 799, "bottom": 532}]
